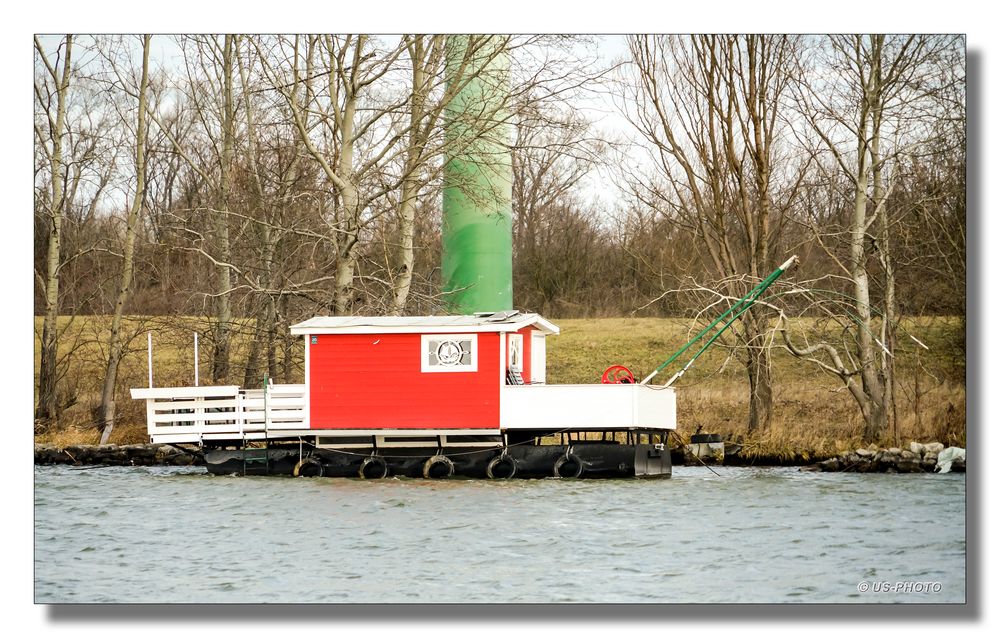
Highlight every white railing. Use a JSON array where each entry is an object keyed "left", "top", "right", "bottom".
[
  {"left": 500, "top": 384, "right": 676, "bottom": 430},
  {"left": 130, "top": 384, "right": 306, "bottom": 443}
]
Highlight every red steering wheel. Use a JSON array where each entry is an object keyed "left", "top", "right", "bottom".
[{"left": 601, "top": 365, "right": 635, "bottom": 384}]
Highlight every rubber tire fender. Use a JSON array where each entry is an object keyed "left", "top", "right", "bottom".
[
  {"left": 422, "top": 454, "right": 455, "bottom": 479},
  {"left": 553, "top": 452, "right": 584, "bottom": 478},
  {"left": 293, "top": 456, "right": 324, "bottom": 478},
  {"left": 486, "top": 454, "right": 517, "bottom": 479},
  {"left": 358, "top": 456, "right": 388, "bottom": 479}
]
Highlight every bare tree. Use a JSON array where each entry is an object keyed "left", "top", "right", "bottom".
[
  {"left": 234, "top": 39, "right": 308, "bottom": 387},
  {"left": 387, "top": 35, "right": 449, "bottom": 315},
  {"left": 622, "top": 35, "right": 804, "bottom": 432},
  {"left": 784, "top": 34, "right": 962, "bottom": 441},
  {"left": 34, "top": 35, "right": 74, "bottom": 422},
  {"left": 213, "top": 34, "right": 237, "bottom": 383},
  {"left": 253, "top": 35, "right": 403, "bottom": 315},
  {"left": 512, "top": 102, "right": 605, "bottom": 313},
  {"left": 138, "top": 35, "right": 243, "bottom": 383},
  {"left": 98, "top": 34, "right": 151, "bottom": 443},
  {"left": 35, "top": 36, "right": 121, "bottom": 420}
]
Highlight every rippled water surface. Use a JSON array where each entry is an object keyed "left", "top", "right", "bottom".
[{"left": 34, "top": 465, "right": 965, "bottom": 603}]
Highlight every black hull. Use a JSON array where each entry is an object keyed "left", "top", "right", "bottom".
[{"left": 205, "top": 442, "right": 671, "bottom": 479}]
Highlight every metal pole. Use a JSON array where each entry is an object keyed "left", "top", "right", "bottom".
[
  {"left": 147, "top": 332, "right": 153, "bottom": 388},
  {"left": 194, "top": 332, "right": 199, "bottom": 386}
]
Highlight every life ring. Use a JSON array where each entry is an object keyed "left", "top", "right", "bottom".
[
  {"left": 553, "top": 451, "right": 584, "bottom": 478},
  {"left": 358, "top": 456, "right": 388, "bottom": 479},
  {"left": 293, "top": 456, "right": 324, "bottom": 478},
  {"left": 423, "top": 454, "right": 454, "bottom": 479},
  {"left": 486, "top": 454, "right": 517, "bottom": 479}
]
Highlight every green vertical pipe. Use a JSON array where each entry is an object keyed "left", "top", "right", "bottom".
[{"left": 442, "top": 35, "right": 513, "bottom": 314}]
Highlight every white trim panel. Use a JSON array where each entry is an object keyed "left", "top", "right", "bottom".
[
  {"left": 303, "top": 335, "right": 311, "bottom": 429},
  {"left": 500, "top": 384, "right": 676, "bottom": 430}
]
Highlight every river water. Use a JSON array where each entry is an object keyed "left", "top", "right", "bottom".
[{"left": 34, "top": 465, "right": 966, "bottom": 603}]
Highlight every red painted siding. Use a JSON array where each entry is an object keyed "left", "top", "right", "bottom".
[
  {"left": 309, "top": 332, "right": 500, "bottom": 429},
  {"left": 519, "top": 327, "right": 533, "bottom": 383}
]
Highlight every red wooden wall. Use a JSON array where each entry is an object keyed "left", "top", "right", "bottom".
[{"left": 308, "top": 332, "right": 501, "bottom": 429}]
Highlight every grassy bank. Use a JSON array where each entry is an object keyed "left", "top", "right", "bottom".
[
  {"left": 551, "top": 317, "right": 965, "bottom": 458},
  {"left": 34, "top": 315, "right": 966, "bottom": 458}
]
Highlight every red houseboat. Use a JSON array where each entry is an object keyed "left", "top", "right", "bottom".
[{"left": 130, "top": 312, "right": 676, "bottom": 478}]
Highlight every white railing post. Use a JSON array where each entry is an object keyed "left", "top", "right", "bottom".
[
  {"left": 146, "top": 398, "right": 156, "bottom": 441},
  {"left": 264, "top": 378, "right": 271, "bottom": 438},
  {"left": 147, "top": 332, "right": 153, "bottom": 388},
  {"left": 194, "top": 332, "right": 199, "bottom": 387},
  {"left": 237, "top": 390, "right": 245, "bottom": 438}
]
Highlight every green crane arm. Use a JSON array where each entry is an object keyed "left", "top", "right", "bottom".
[{"left": 641, "top": 255, "right": 799, "bottom": 386}]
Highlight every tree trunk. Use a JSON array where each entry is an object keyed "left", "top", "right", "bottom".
[
  {"left": 278, "top": 295, "right": 293, "bottom": 384},
  {"left": 332, "top": 97, "right": 359, "bottom": 316},
  {"left": 871, "top": 56, "right": 898, "bottom": 444},
  {"left": 99, "top": 35, "right": 150, "bottom": 444},
  {"left": 863, "top": 393, "right": 888, "bottom": 442},
  {"left": 242, "top": 302, "right": 264, "bottom": 388},
  {"left": 35, "top": 35, "right": 73, "bottom": 423},
  {"left": 744, "top": 308, "right": 773, "bottom": 433},
  {"left": 389, "top": 36, "right": 430, "bottom": 316},
  {"left": 243, "top": 295, "right": 277, "bottom": 387},
  {"left": 212, "top": 34, "right": 236, "bottom": 383},
  {"left": 850, "top": 35, "right": 887, "bottom": 443},
  {"left": 390, "top": 176, "right": 418, "bottom": 315}
]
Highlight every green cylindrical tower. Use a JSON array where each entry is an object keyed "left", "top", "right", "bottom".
[{"left": 442, "top": 35, "right": 513, "bottom": 314}]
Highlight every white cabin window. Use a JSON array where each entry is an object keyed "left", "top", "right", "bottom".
[
  {"left": 507, "top": 334, "right": 523, "bottom": 372},
  {"left": 421, "top": 334, "right": 478, "bottom": 372}
]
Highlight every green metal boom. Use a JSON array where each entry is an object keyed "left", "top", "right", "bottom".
[{"left": 641, "top": 255, "right": 799, "bottom": 386}]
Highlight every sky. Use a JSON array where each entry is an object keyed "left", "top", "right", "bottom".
[{"left": 34, "top": 34, "right": 638, "bottom": 213}]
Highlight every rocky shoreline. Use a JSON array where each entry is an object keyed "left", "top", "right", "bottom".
[
  {"left": 808, "top": 442, "right": 966, "bottom": 474},
  {"left": 34, "top": 443, "right": 205, "bottom": 467},
  {"left": 34, "top": 441, "right": 966, "bottom": 475}
]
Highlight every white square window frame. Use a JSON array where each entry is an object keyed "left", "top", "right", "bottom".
[{"left": 421, "top": 333, "right": 479, "bottom": 373}]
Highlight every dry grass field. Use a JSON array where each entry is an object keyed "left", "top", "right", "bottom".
[
  {"left": 551, "top": 317, "right": 966, "bottom": 458},
  {"left": 34, "top": 315, "right": 966, "bottom": 458}
]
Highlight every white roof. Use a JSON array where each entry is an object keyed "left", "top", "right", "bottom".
[{"left": 289, "top": 312, "right": 559, "bottom": 336}]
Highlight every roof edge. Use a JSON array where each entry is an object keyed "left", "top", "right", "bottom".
[{"left": 289, "top": 314, "right": 559, "bottom": 336}]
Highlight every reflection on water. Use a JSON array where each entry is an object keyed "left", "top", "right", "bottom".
[{"left": 34, "top": 465, "right": 966, "bottom": 603}]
